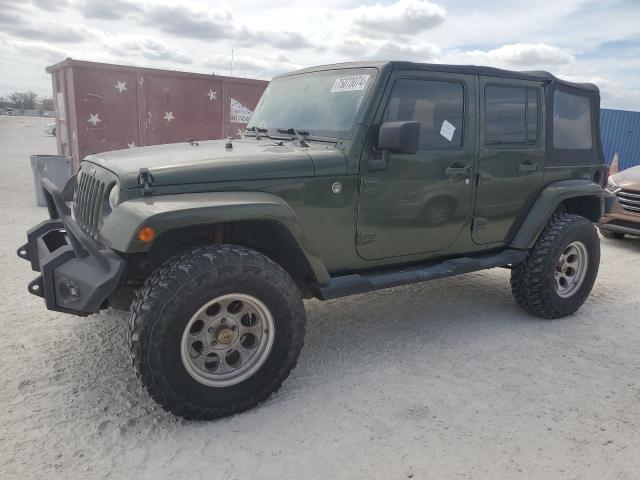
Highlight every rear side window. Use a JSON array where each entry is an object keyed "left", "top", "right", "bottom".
[
  {"left": 384, "top": 79, "right": 464, "bottom": 148},
  {"left": 553, "top": 91, "right": 592, "bottom": 149},
  {"left": 485, "top": 85, "right": 538, "bottom": 145}
]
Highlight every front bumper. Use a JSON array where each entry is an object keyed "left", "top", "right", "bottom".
[
  {"left": 598, "top": 190, "right": 640, "bottom": 237},
  {"left": 17, "top": 178, "right": 125, "bottom": 316}
]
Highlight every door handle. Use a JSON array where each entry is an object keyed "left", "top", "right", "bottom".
[
  {"left": 518, "top": 162, "right": 539, "bottom": 172},
  {"left": 445, "top": 165, "right": 472, "bottom": 175}
]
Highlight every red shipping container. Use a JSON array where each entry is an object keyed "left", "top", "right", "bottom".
[{"left": 47, "top": 58, "right": 268, "bottom": 171}]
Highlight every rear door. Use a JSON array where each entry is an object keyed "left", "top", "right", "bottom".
[
  {"left": 472, "top": 77, "right": 545, "bottom": 244},
  {"left": 356, "top": 71, "right": 477, "bottom": 260}
]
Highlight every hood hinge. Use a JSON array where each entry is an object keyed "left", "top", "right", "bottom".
[{"left": 138, "top": 168, "right": 154, "bottom": 196}]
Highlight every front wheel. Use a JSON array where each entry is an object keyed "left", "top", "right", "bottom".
[
  {"left": 129, "top": 245, "right": 306, "bottom": 420},
  {"left": 511, "top": 213, "right": 600, "bottom": 319}
]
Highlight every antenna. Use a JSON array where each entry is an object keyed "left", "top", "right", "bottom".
[{"left": 227, "top": 48, "right": 235, "bottom": 140}]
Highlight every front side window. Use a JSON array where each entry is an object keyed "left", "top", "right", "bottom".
[
  {"left": 553, "top": 90, "right": 592, "bottom": 149},
  {"left": 384, "top": 79, "right": 464, "bottom": 148},
  {"left": 247, "top": 68, "right": 377, "bottom": 138},
  {"left": 485, "top": 85, "right": 539, "bottom": 145}
]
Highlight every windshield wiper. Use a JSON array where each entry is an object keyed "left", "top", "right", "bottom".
[
  {"left": 276, "top": 128, "right": 310, "bottom": 147},
  {"left": 245, "top": 126, "right": 269, "bottom": 140}
]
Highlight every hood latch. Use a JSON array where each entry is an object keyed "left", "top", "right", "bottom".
[{"left": 138, "top": 168, "right": 154, "bottom": 196}]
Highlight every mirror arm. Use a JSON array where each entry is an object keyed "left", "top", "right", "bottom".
[{"left": 366, "top": 150, "right": 390, "bottom": 171}]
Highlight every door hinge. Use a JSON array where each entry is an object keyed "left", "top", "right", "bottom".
[
  {"left": 472, "top": 218, "right": 488, "bottom": 231},
  {"left": 356, "top": 230, "right": 377, "bottom": 245},
  {"left": 138, "top": 168, "right": 154, "bottom": 196}
]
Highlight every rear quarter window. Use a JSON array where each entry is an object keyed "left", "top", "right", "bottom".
[{"left": 553, "top": 91, "right": 592, "bottom": 149}]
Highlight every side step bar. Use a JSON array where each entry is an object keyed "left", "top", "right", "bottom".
[{"left": 312, "top": 248, "right": 528, "bottom": 301}]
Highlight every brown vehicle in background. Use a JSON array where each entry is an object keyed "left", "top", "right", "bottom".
[{"left": 599, "top": 165, "right": 640, "bottom": 238}]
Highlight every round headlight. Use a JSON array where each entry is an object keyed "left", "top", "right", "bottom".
[{"left": 108, "top": 184, "right": 120, "bottom": 209}]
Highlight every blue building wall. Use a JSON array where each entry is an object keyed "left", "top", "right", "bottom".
[{"left": 600, "top": 108, "right": 640, "bottom": 171}]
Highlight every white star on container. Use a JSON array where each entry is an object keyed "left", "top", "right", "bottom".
[
  {"left": 207, "top": 89, "right": 217, "bottom": 101},
  {"left": 115, "top": 81, "right": 127, "bottom": 93},
  {"left": 164, "top": 111, "right": 175, "bottom": 122},
  {"left": 127, "top": 142, "right": 136, "bottom": 148},
  {"left": 88, "top": 113, "right": 101, "bottom": 126}
]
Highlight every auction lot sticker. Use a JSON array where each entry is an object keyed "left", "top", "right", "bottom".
[{"left": 331, "top": 75, "right": 370, "bottom": 93}]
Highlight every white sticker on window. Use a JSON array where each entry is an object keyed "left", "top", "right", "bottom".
[
  {"left": 331, "top": 75, "right": 370, "bottom": 93},
  {"left": 440, "top": 120, "right": 456, "bottom": 142}
]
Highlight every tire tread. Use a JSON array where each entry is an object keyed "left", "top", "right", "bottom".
[{"left": 128, "top": 244, "right": 305, "bottom": 420}]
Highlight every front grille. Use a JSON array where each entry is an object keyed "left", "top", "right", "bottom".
[
  {"left": 616, "top": 189, "right": 640, "bottom": 213},
  {"left": 73, "top": 169, "right": 107, "bottom": 238}
]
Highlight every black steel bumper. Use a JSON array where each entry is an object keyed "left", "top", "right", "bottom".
[{"left": 17, "top": 178, "right": 124, "bottom": 316}]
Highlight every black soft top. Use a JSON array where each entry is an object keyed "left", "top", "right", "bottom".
[{"left": 279, "top": 61, "right": 599, "bottom": 94}]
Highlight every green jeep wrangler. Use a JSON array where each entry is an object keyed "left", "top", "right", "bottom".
[{"left": 19, "top": 62, "right": 606, "bottom": 419}]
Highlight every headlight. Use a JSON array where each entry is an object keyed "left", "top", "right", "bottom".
[
  {"left": 606, "top": 177, "right": 620, "bottom": 192},
  {"left": 108, "top": 184, "right": 120, "bottom": 209}
]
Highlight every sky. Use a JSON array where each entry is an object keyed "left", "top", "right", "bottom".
[{"left": 1, "top": 0, "right": 639, "bottom": 110}]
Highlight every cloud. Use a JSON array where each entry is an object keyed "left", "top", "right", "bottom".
[
  {"left": 450, "top": 43, "right": 575, "bottom": 68},
  {"left": 139, "top": 4, "right": 234, "bottom": 40},
  {"left": 348, "top": 0, "right": 446, "bottom": 36},
  {"left": 336, "top": 37, "right": 441, "bottom": 63},
  {"left": 205, "top": 54, "right": 300, "bottom": 79},
  {"left": 0, "top": 3, "right": 87, "bottom": 43},
  {"left": 108, "top": 38, "right": 193, "bottom": 65},
  {"left": 30, "top": 0, "right": 71, "bottom": 12},
  {"left": 0, "top": 19, "right": 87, "bottom": 43},
  {"left": 78, "top": 0, "right": 143, "bottom": 20},
  {"left": 234, "top": 26, "right": 315, "bottom": 50},
  {"left": 137, "top": 4, "right": 316, "bottom": 50},
  {"left": 0, "top": 38, "right": 69, "bottom": 64}
]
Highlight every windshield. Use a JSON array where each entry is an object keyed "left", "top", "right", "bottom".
[{"left": 246, "top": 68, "right": 377, "bottom": 138}]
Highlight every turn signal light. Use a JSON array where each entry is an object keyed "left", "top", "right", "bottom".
[{"left": 138, "top": 226, "right": 155, "bottom": 242}]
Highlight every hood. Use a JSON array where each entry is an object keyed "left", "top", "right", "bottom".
[
  {"left": 84, "top": 138, "right": 329, "bottom": 189},
  {"left": 613, "top": 165, "right": 640, "bottom": 190}
]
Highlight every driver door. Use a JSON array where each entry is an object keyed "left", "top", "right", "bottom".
[{"left": 356, "top": 71, "right": 477, "bottom": 260}]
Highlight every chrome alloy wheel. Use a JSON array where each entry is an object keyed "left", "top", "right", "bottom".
[
  {"left": 554, "top": 241, "right": 589, "bottom": 298},
  {"left": 180, "top": 293, "right": 275, "bottom": 387}
]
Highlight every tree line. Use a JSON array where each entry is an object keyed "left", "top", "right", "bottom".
[{"left": 0, "top": 91, "right": 54, "bottom": 111}]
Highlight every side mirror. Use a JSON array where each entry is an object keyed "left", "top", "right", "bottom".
[{"left": 378, "top": 121, "right": 420, "bottom": 154}]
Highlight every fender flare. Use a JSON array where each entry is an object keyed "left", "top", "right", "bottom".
[
  {"left": 100, "top": 191, "right": 330, "bottom": 283},
  {"left": 510, "top": 179, "right": 604, "bottom": 249}
]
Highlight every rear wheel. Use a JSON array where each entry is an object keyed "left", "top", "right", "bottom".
[
  {"left": 511, "top": 213, "right": 600, "bottom": 319},
  {"left": 129, "top": 245, "right": 306, "bottom": 420}
]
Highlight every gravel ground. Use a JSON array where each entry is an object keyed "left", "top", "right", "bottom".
[{"left": 1, "top": 116, "right": 640, "bottom": 480}]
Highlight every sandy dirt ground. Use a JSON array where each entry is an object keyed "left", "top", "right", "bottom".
[{"left": 1, "top": 116, "right": 640, "bottom": 480}]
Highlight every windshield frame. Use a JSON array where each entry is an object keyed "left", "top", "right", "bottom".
[{"left": 245, "top": 67, "right": 379, "bottom": 141}]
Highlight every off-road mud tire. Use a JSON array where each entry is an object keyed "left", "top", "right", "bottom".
[
  {"left": 511, "top": 213, "right": 600, "bottom": 319},
  {"left": 129, "top": 244, "right": 306, "bottom": 420}
]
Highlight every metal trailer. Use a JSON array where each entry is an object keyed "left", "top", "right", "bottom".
[
  {"left": 600, "top": 108, "right": 640, "bottom": 171},
  {"left": 46, "top": 58, "right": 268, "bottom": 171}
]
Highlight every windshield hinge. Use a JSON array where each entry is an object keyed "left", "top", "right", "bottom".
[
  {"left": 472, "top": 217, "right": 488, "bottom": 231},
  {"left": 356, "top": 230, "right": 376, "bottom": 246},
  {"left": 138, "top": 168, "right": 154, "bottom": 196}
]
